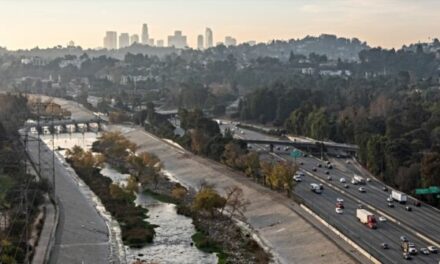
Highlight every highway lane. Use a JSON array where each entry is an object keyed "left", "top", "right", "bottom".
[
  {"left": 295, "top": 175, "right": 439, "bottom": 264},
  {"left": 296, "top": 155, "right": 440, "bottom": 245},
  {"left": 220, "top": 122, "right": 440, "bottom": 263}
]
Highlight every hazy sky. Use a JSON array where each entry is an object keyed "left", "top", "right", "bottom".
[{"left": 0, "top": 0, "right": 439, "bottom": 50}]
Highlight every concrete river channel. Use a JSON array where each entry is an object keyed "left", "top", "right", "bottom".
[{"left": 39, "top": 131, "right": 217, "bottom": 264}]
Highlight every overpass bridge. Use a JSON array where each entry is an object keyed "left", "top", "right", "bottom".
[
  {"left": 241, "top": 139, "right": 359, "bottom": 156},
  {"left": 23, "top": 116, "right": 106, "bottom": 134}
]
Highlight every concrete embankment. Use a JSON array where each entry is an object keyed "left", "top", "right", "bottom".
[{"left": 109, "top": 124, "right": 359, "bottom": 264}]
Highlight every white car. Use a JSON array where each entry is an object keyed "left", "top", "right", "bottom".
[
  {"left": 386, "top": 197, "right": 393, "bottom": 202},
  {"left": 366, "top": 178, "right": 371, "bottom": 182},
  {"left": 340, "top": 177, "right": 346, "bottom": 183},
  {"left": 335, "top": 208, "right": 343, "bottom": 214},
  {"left": 346, "top": 160, "right": 351, "bottom": 164},
  {"left": 293, "top": 175, "right": 302, "bottom": 182},
  {"left": 358, "top": 187, "right": 366, "bottom": 193},
  {"left": 378, "top": 216, "right": 387, "bottom": 222},
  {"left": 336, "top": 198, "right": 344, "bottom": 203},
  {"left": 427, "top": 246, "right": 438, "bottom": 253},
  {"left": 408, "top": 247, "right": 418, "bottom": 255}
]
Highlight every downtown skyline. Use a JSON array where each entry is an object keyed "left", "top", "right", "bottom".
[{"left": 1, "top": 0, "right": 440, "bottom": 50}]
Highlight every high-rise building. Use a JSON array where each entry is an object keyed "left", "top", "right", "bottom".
[
  {"left": 141, "top": 23, "right": 149, "bottom": 45},
  {"left": 167, "top": 30, "right": 187, "bottom": 49},
  {"left": 103, "top": 31, "right": 117, "bottom": 50},
  {"left": 224, "top": 36, "right": 237, "bottom": 47},
  {"left": 130, "top": 34, "right": 139, "bottom": 45},
  {"left": 205, "top": 27, "right": 213, "bottom": 48},
  {"left": 197, "top": 34, "right": 204, "bottom": 50},
  {"left": 148, "top": 38, "right": 155, "bottom": 46},
  {"left": 119, "top": 33, "right": 130, "bottom": 48},
  {"left": 156, "top": 40, "right": 164, "bottom": 47}
]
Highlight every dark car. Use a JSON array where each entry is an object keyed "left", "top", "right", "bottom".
[
  {"left": 312, "top": 167, "right": 317, "bottom": 172},
  {"left": 317, "top": 164, "right": 322, "bottom": 168},
  {"left": 388, "top": 202, "right": 395, "bottom": 208},
  {"left": 327, "top": 164, "right": 333, "bottom": 169},
  {"left": 381, "top": 243, "right": 389, "bottom": 249},
  {"left": 325, "top": 171, "right": 330, "bottom": 175},
  {"left": 400, "top": 236, "right": 408, "bottom": 242},
  {"left": 403, "top": 253, "right": 411, "bottom": 260},
  {"left": 405, "top": 206, "right": 412, "bottom": 211},
  {"left": 300, "top": 162, "right": 304, "bottom": 165},
  {"left": 382, "top": 186, "right": 388, "bottom": 192}
]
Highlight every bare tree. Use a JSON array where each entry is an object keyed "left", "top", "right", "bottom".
[{"left": 221, "top": 186, "right": 250, "bottom": 220}]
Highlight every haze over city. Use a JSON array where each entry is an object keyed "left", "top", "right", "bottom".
[{"left": 1, "top": 0, "right": 440, "bottom": 49}]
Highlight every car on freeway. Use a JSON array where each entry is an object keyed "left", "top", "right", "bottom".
[
  {"left": 300, "top": 162, "right": 304, "bottom": 165},
  {"left": 319, "top": 184, "right": 324, "bottom": 190},
  {"left": 403, "top": 253, "right": 411, "bottom": 260},
  {"left": 405, "top": 206, "right": 412, "bottom": 211},
  {"left": 340, "top": 177, "right": 346, "bottom": 183},
  {"left": 388, "top": 202, "right": 395, "bottom": 208},
  {"left": 326, "top": 175, "right": 332, "bottom": 181},
  {"left": 387, "top": 197, "right": 393, "bottom": 202},
  {"left": 336, "top": 202, "right": 344, "bottom": 209},
  {"left": 357, "top": 204, "right": 363, "bottom": 209},
  {"left": 378, "top": 216, "right": 387, "bottom": 222},
  {"left": 366, "top": 178, "right": 371, "bottom": 182},
  {"left": 335, "top": 208, "right": 343, "bottom": 214},
  {"left": 346, "top": 160, "right": 351, "bottom": 164},
  {"left": 382, "top": 186, "right": 388, "bottom": 192},
  {"left": 381, "top": 243, "right": 389, "bottom": 249},
  {"left": 326, "top": 161, "right": 331, "bottom": 165},
  {"left": 276, "top": 146, "right": 281, "bottom": 150},
  {"left": 284, "top": 147, "right": 290, "bottom": 151},
  {"left": 408, "top": 246, "right": 418, "bottom": 255},
  {"left": 317, "top": 163, "right": 322, "bottom": 168},
  {"left": 414, "top": 200, "right": 421, "bottom": 207},
  {"left": 400, "top": 236, "right": 409, "bottom": 242},
  {"left": 427, "top": 246, "right": 438, "bottom": 253},
  {"left": 312, "top": 167, "right": 317, "bottom": 172},
  {"left": 240, "top": 130, "right": 245, "bottom": 134},
  {"left": 326, "top": 164, "right": 333, "bottom": 169},
  {"left": 343, "top": 184, "right": 349, "bottom": 188},
  {"left": 420, "top": 248, "right": 430, "bottom": 255},
  {"left": 293, "top": 175, "right": 302, "bottom": 182},
  {"left": 325, "top": 171, "right": 330, "bottom": 175},
  {"left": 358, "top": 187, "right": 366, "bottom": 193},
  {"left": 336, "top": 198, "right": 344, "bottom": 203}
]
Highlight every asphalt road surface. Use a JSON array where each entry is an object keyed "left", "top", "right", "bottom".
[{"left": 221, "top": 121, "right": 440, "bottom": 264}]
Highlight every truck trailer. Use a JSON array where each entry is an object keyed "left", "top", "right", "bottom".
[
  {"left": 356, "top": 209, "right": 377, "bottom": 229},
  {"left": 391, "top": 190, "right": 407, "bottom": 204}
]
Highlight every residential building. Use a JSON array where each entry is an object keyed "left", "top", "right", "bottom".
[
  {"left": 197, "top": 34, "right": 204, "bottom": 50},
  {"left": 103, "top": 31, "right": 117, "bottom": 49},
  {"left": 205, "top": 27, "right": 213, "bottom": 48},
  {"left": 130, "top": 34, "right": 139, "bottom": 45},
  {"left": 119, "top": 33, "right": 130, "bottom": 48},
  {"left": 168, "top": 30, "right": 187, "bottom": 49},
  {"left": 224, "top": 36, "right": 237, "bottom": 46}
]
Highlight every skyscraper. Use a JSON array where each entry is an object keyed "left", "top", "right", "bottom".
[
  {"left": 119, "top": 33, "right": 130, "bottom": 48},
  {"left": 197, "top": 34, "right": 204, "bottom": 50},
  {"left": 130, "top": 34, "right": 139, "bottom": 45},
  {"left": 205, "top": 27, "right": 213, "bottom": 48},
  {"left": 103, "top": 31, "right": 117, "bottom": 50},
  {"left": 141, "top": 24, "right": 149, "bottom": 45},
  {"left": 167, "top": 30, "right": 187, "bottom": 49}
]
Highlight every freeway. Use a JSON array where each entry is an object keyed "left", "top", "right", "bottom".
[{"left": 221, "top": 121, "right": 440, "bottom": 263}]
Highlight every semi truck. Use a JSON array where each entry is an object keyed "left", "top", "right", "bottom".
[
  {"left": 391, "top": 190, "right": 407, "bottom": 204},
  {"left": 356, "top": 209, "right": 377, "bottom": 229}
]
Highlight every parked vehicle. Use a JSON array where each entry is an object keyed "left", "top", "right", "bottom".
[
  {"left": 391, "top": 190, "right": 408, "bottom": 204},
  {"left": 356, "top": 209, "right": 377, "bottom": 229}
]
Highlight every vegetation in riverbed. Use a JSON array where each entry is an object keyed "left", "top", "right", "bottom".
[{"left": 65, "top": 146, "right": 156, "bottom": 248}]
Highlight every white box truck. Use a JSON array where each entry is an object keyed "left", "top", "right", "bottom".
[
  {"left": 356, "top": 209, "right": 377, "bottom": 229},
  {"left": 391, "top": 190, "right": 407, "bottom": 204}
]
